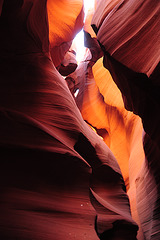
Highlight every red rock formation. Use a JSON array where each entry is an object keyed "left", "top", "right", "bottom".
[
  {"left": 67, "top": 49, "right": 145, "bottom": 238},
  {"left": 89, "top": 0, "right": 160, "bottom": 239},
  {"left": 47, "top": 0, "right": 84, "bottom": 67},
  {"left": 92, "top": 0, "right": 160, "bottom": 76},
  {"left": 57, "top": 49, "right": 78, "bottom": 76},
  {"left": 0, "top": 0, "right": 139, "bottom": 239}
]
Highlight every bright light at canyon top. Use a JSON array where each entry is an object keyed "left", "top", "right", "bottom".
[{"left": 73, "top": 0, "right": 95, "bottom": 63}]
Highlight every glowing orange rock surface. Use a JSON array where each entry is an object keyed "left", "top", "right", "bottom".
[
  {"left": 1, "top": 0, "right": 159, "bottom": 239},
  {"left": 47, "top": 0, "right": 84, "bottom": 67},
  {"left": 0, "top": 0, "right": 138, "bottom": 239},
  {"left": 90, "top": 0, "right": 160, "bottom": 239}
]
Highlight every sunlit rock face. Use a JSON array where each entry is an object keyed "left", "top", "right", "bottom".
[
  {"left": 89, "top": 0, "right": 160, "bottom": 239},
  {"left": 0, "top": 1, "right": 139, "bottom": 240},
  {"left": 66, "top": 50, "right": 145, "bottom": 238},
  {"left": 0, "top": 0, "right": 159, "bottom": 239},
  {"left": 47, "top": 0, "right": 84, "bottom": 67},
  {"left": 57, "top": 49, "right": 78, "bottom": 76},
  {"left": 68, "top": 55, "right": 145, "bottom": 188}
]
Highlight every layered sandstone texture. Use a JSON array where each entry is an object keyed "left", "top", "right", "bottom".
[
  {"left": 90, "top": 0, "right": 160, "bottom": 239},
  {"left": 0, "top": 0, "right": 160, "bottom": 240},
  {"left": 0, "top": 0, "right": 138, "bottom": 240}
]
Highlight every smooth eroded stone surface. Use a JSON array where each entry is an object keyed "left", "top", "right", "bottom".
[
  {"left": 0, "top": 1, "right": 138, "bottom": 239},
  {"left": 92, "top": 0, "right": 160, "bottom": 76}
]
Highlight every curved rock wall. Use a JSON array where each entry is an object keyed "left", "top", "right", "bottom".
[
  {"left": 0, "top": 0, "right": 139, "bottom": 239},
  {"left": 90, "top": 0, "right": 160, "bottom": 239},
  {"left": 0, "top": 0, "right": 159, "bottom": 239}
]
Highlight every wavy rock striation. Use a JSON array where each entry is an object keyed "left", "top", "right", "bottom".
[
  {"left": 0, "top": 0, "right": 139, "bottom": 239},
  {"left": 90, "top": 0, "right": 160, "bottom": 239}
]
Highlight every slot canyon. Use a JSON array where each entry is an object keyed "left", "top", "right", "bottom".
[{"left": 0, "top": 0, "right": 159, "bottom": 239}]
